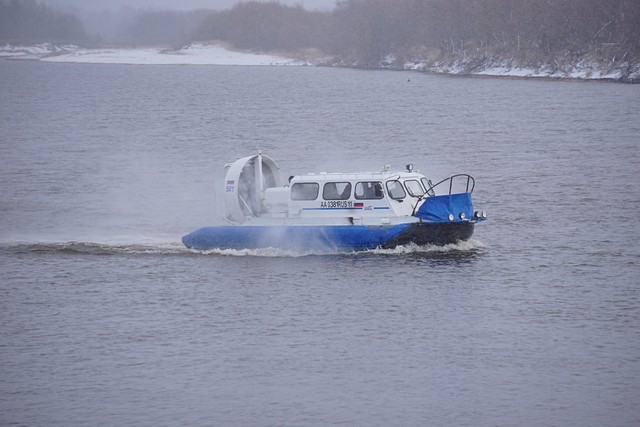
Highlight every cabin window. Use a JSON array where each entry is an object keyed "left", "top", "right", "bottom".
[
  {"left": 386, "top": 180, "right": 406, "bottom": 200},
  {"left": 291, "top": 182, "right": 319, "bottom": 200},
  {"left": 404, "top": 180, "right": 425, "bottom": 197},
  {"left": 355, "top": 181, "right": 383, "bottom": 200},
  {"left": 323, "top": 182, "right": 351, "bottom": 200},
  {"left": 421, "top": 178, "right": 436, "bottom": 196}
]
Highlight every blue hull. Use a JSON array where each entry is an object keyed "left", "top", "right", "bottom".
[{"left": 182, "top": 222, "right": 475, "bottom": 251}]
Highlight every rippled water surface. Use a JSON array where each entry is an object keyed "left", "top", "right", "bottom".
[{"left": 1, "top": 60, "right": 639, "bottom": 426}]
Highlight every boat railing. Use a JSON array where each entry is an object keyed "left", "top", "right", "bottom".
[
  {"left": 411, "top": 174, "right": 476, "bottom": 216},
  {"left": 426, "top": 174, "right": 475, "bottom": 196}
]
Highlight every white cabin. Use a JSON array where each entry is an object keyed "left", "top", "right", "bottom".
[{"left": 224, "top": 153, "right": 436, "bottom": 226}]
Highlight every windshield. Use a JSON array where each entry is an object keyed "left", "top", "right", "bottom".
[
  {"left": 421, "top": 178, "right": 435, "bottom": 196},
  {"left": 404, "top": 179, "right": 425, "bottom": 197}
]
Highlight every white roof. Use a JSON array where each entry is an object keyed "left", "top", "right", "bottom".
[{"left": 291, "top": 171, "right": 424, "bottom": 181}]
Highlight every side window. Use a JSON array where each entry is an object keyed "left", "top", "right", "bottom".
[
  {"left": 291, "top": 183, "right": 319, "bottom": 200},
  {"left": 323, "top": 182, "right": 351, "bottom": 200},
  {"left": 404, "top": 180, "right": 425, "bottom": 197},
  {"left": 355, "top": 181, "right": 383, "bottom": 200},
  {"left": 386, "top": 180, "right": 406, "bottom": 199}
]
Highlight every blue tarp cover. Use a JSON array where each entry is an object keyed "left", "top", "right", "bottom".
[{"left": 414, "top": 193, "right": 473, "bottom": 222}]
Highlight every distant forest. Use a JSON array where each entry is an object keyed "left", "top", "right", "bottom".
[
  {"left": 193, "top": 0, "right": 639, "bottom": 66},
  {"left": 0, "top": 0, "right": 86, "bottom": 43},
  {"left": 2, "top": 0, "right": 639, "bottom": 67}
]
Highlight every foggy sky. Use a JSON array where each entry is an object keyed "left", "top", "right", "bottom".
[{"left": 44, "top": 0, "right": 337, "bottom": 12}]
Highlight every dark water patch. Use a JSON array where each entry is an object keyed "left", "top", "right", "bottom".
[{"left": 1, "top": 241, "right": 187, "bottom": 256}]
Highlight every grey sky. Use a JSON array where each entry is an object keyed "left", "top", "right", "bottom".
[{"left": 44, "top": 0, "right": 338, "bottom": 12}]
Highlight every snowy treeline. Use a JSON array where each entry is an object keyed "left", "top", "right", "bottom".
[
  {"left": 192, "top": 0, "right": 639, "bottom": 66},
  {"left": 0, "top": 0, "right": 86, "bottom": 43},
  {"left": 2, "top": 0, "right": 639, "bottom": 81}
]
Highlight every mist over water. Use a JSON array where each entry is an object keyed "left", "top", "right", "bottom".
[{"left": 1, "top": 60, "right": 639, "bottom": 426}]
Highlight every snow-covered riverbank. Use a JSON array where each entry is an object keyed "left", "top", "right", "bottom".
[
  {"left": 399, "top": 54, "right": 640, "bottom": 83},
  {"left": 2, "top": 43, "right": 638, "bottom": 82},
  {"left": 0, "top": 43, "right": 304, "bottom": 66}
]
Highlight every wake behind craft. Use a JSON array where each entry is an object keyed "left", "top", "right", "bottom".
[{"left": 182, "top": 152, "right": 487, "bottom": 251}]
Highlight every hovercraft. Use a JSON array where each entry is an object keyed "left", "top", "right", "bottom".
[{"left": 182, "top": 152, "right": 486, "bottom": 251}]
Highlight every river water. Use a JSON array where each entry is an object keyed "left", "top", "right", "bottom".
[{"left": 1, "top": 60, "right": 639, "bottom": 426}]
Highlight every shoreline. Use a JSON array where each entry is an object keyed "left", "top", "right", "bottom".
[
  {"left": 322, "top": 49, "right": 640, "bottom": 84},
  {"left": 0, "top": 43, "right": 303, "bottom": 66},
  {"left": 2, "top": 42, "right": 638, "bottom": 83}
]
